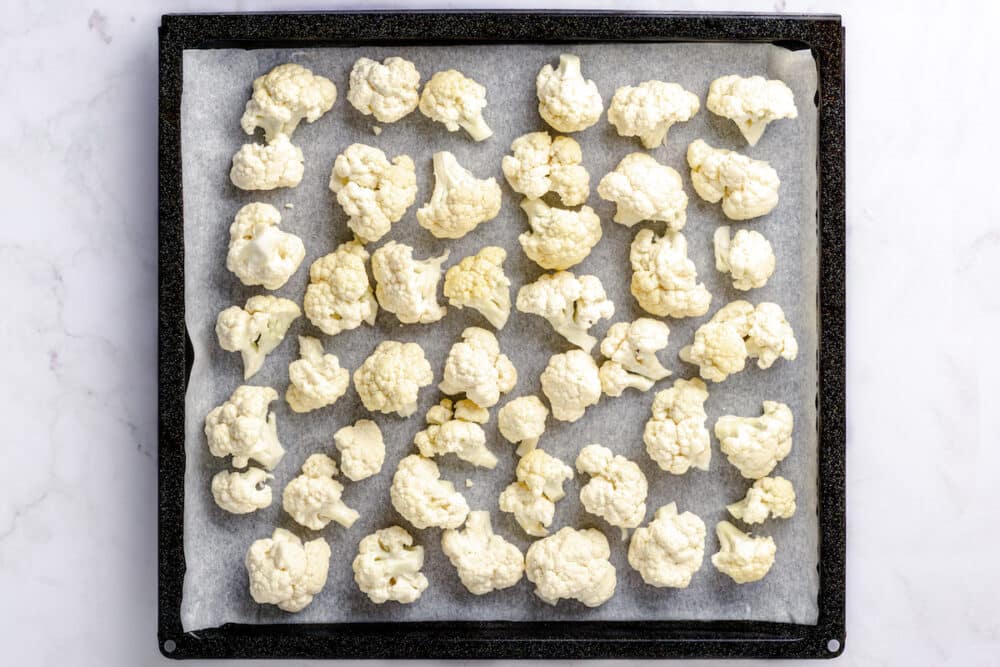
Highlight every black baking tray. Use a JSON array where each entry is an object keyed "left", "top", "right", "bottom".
[{"left": 158, "top": 10, "right": 845, "bottom": 660}]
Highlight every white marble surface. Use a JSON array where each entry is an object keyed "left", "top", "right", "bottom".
[{"left": 1, "top": 0, "right": 997, "bottom": 665}]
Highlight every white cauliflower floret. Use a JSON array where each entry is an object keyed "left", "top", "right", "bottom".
[
  {"left": 607, "top": 80, "right": 700, "bottom": 149},
  {"left": 246, "top": 528, "right": 331, "bottom": 612},
  {"left": 240, "top": 63, "right": 337, "bottom": 142},
  {"left": 711, "top": 521, "right": 776, "bottom": 583},
  {"left": 347, "top": 56, "right": 421, "bottom": 123},
  {"left": 285, "top": 336, "right": 350, "bottom": 413},
  {"left": 597, "top": 153, "right": 689, "bottom": 229},
  {"left": 390, "top": 454, "right": 470, "bottom": 529},
  {"left": 516, "top": 271, "right": 614, "bottom": 353},
  {"left": 416, "top": 151, "right": 502, "bottom": 239},
  {"left": 303, "top": 241, "right": 377, "bottom": 336},
  {"left": 372, "top": 241, "right": 449, "bottom": 324},
  {"left": 282, "top": 453, "right": 360, "bottom": 530},
  {"left": 518, "top": 198, "right": 603, "bottom": 271},
  {"left": 501, "top": 132, "right": 590, "bottom": 206},
  {"left": 353, "top": 341, "right": 434, "bottom": 417},
  {"left": 716, "top": 401, "right": 794, "bottom": 479},
  {"left": 329, "top": 143, "right": 417, "bottom": 243},
  {"left": 540, "top": 349, "right": 602, "bottom": 422},
  {"left": 630, "top": 228, "right": 711, "bottom": 319},
  {"left": 714, "top": 226, "right": 776, "bottom": 290},
  {"left": 443, "top": 246, "right": 511, "bottom": 329},
  {"left": 598, "top": 361, "right": 654, "bottom": 397},
  {"left": 353, "top": 526, "right": 428, "bottom": 604},
  {"left": 576, "top": 444, "right": 648, "bottom": 536},
  {"left": 333, "top": 419, "right": 385, "bottom": 481},
  {"left": 230, "top": 134, "right": 304, "bottom": 191},
  {"left": 536, "top": 54, "right": 603, "bottom": 133},
  {"left": 418, "top": 69, "right": 492, "bottom": 141},
  {"left": 211, "top": 467, "right": 273, "bottom": 514},
  {"left": 204, "top": 385, "right": 285, "bottom": 470},
  {"left": 525, "top": 527, "right": 616, "bottom": 606},
  {"left": 497, "top": 395, "right": 548, "bottom": 456},
  {"left": 414, "top": 398, "right": 497, "bottom": 469},
  {"left": 707, "top": 75, "right": 798, "bottom": 146},
  {"left": 438, "top": 327, "right": 517, "bottom": 408},
  {"left": 225, "top": 203, "right": 305, "bottom": 290},
  {"left": 745, "top": 302, "right": 798, "bottom": 369},
  {"left": 628, "top": 503, "right": 706, "bottom": 588},
  {"left": 600, "top": 318, "right": 672, "bottom": 381},
  {"left": 728, "top": 476, "right": 797, "bottom": 524},
  {"left": 441, "top": 511, "right": 524, "bottom": 595},
  {"left": 687, "top": 139, "right": 780, "bottom": 221},
  {"left": 215, "top": 295, "right": 301, "bottom": 379},
  {"left": 643, "top": 378, "right": 710, "bottom": 475},
  {"left": 499, "top": 449, "right": 574, "bottom": 536}
]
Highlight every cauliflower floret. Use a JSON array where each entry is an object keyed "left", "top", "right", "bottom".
[
  {"left": 282, "top": 453, "right": 360, "bottom": 530},
  {"left": 714, "top": 226, "right": 776, "bottom": 290},
  {"left": 499, "top": 449, "right": 574, "bottom": 536},
  {"left": 225, "top": 203, "right": 306, "bottom": 290},
  {"left": 516, "top": 272, "right": 614, "bottom": 353},
  {"left": 540, "top": 349, "right": 602, "bottom": 422},
  {"left": 630, "top": 228, "right": 711, "bottom": 319},
  {"left": 353, "top": 525, "right": 428, "bottom": 604},
  {"left": 303, "top": 240, "right": 377, "bottom": 336},
  {"left": 215, "top": 295, "right": 301, "bottom": 379},
  {"left": 576, "top": 444, "right": 648, "bottom": 536},
  {"left": 418, "top": 69, "right": 492, "bottom": 141},
  {"left": 390, "top": 455, "right": 470, "bottom": 529},
  {"left": 643, "top": 378, "right": 710, "bottom": 475},
  {"left": 706, "top": 75, "right": 798, "bottom": 146},
  {"left": 439, "top": 327, "right": 517, "bottom": 408},
  {"left": 600, "top": 318, "right": 672, "bottom": 381},
  {"left": 204, "top": 385, "right": 285, "bottom": 470},
  {"left": 518, "top": 197, "right": 603, "bottom": 271},
  {"left": 353, "top": 341, "right": 433, "bottom": 417},
  {"left": 414, "top": 398, "right": 497, "bottom": 469},
  {"left": 687, "top": 139, "right": 780, "bottom": 221},
  {"left": 229, "top": 134, "right": 304, "bottom": 191},
  {"left": 443, "top": 246, "right": 511, "bottom": 329},
  {"left": 598, "top": 361, "right": 654, "bottom": 397},
  {"left": 441, "top": 511, "right": 524, "bottom": 595},
  {"left": 497, "top": 395, "right": 548, "bottom": 456},
  {"left": 716, "top": 401, "right": 794, "bottom": 479},
  {"left": 285, "top": 336, "right": 350, "bottom": 413},
  {"left": 628, "top": 503, "right": 706, "bottom": 588},
  {"left": 334, "top": 420, "right": 385, "bottom": 482},
  {"left": 416, "top": 151, "right": 502, "bottom": 239},
  {"left": 711, "top": 521, "right": 776, "bottom": 583},
  {"left": 347, "top": 56, "right": 421, "bottom": 123},
  {"left": 728, "top": 476, "right": 797, "bottom": 524},
  {"left": 372, "top": 241, "right": 449, "bottom": 324},
  {"left": 501, "top": 132, "right": 590, "bottom": 206},
  {"left": 745, "top": 302, "right": 798, "bottom": 369},
  {"left": 607, "top": 80, "right": 700, "bottom": 149},
  {"left": 329, "top": 143, "right": 417, "bottom": 243},
  {"left": 597, "top": 153, "right": 689, "bottom": 229},
  {"left": 245, "top": 528, "right": 331, "bottom": 612},
  {"left": 525, "top": 527, "right": 616, "bottom": 606},
  {"left": 536, "top": 54, "right": 603, "bottom": 133},
  {"left": 240, "top": 63, "right": 337, "bottom": 143},
  {"left": 211, "top": 467, "right": 273, "bottom": 514}
]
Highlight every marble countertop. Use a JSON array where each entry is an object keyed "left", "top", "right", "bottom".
[{"left": 2, "top": 0, "right": 997, "bottom": 665}]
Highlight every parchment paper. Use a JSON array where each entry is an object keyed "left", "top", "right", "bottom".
[{"left": 180, "top": 42, "right": 818, "bottom": 632}]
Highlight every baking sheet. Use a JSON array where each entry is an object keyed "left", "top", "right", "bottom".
[{"left": 180, "top": 42, "right": 818, "bottom": 632}]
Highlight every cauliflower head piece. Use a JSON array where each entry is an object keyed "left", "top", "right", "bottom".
[
  {"left": 714, "top": 226, "right": 776, "bottom": 291},
  {"left": 282, "top": 453, "right": 360, "bottom": 530},
  {"left": 205, "top": 385, "right": 285, "bottom": 470},
  {"left": 441, "top": 511, "right": 524, "bottom": 595},
  {"left": 707, "top": 75, "right": 798, "bottom": 146},
  {"left": 501, "top": 131, "right": 590, "bottom": 207},
  {"left": 418, "top": 69, "right": 492, "bottom": 141},
  {"left": 716, "top": 401, "right": 794, "bottom": 479},
  {"left": 497, "top": 395, "right": 548, "bottom": 456},
  {"left": 241, "top": 63, "right": 337, "bottom": 142},
  {"left": 728, "top": 476, "right": 797, "bottom": 524},
  {"left": 576, "top": 444, "right": 649, "bottom": 536},
  {"left": 439, "top": 327, "right": 517, "bottom": 408},
  {"left": 711, "top": 520, "right": 776, "bottom": 583},
  {"left": 643, "top": 378, "right": 711, "bottom": 475},
  {"left": 334, "top": 419, "right": 385, "bottom": 482},
  {"left": 518, "top": 197, "right": 603, "bottom": 271},
  {"left": 600, "top": 318, "right": 672, "bottom": 381},
  {"left": 607, "top": 80, "right": 700, "bottom": 149},
  {"left": 215, "top": 295, "right": 301, "bottom": 379},
  {"left": 628, "top": 502, "right": 706, "bottom": 588},
  {"left": 245, "top": 527, "right": 331, "bottom": 612},
  {"left": 353, "top": 341, "right": 433, "bottom": 417},
  {"left": 630, "top": 228, "right": 711, "bottom": 319},
  {"left": 687, "top": 139, "right": 780, "bottom": 221},
  {"left": 597, "top": 153, "right": 688, "bottom": 229},
  {"left": 225, "top": 203, "right": 306, "bottom": 290},
  {"left": 230, "top": 134, "right": 304, "bottom": 191},
  {"left": 347, "top": 56, "right": 421, "bottom": 123},
  {"left": 353, "top": 525, "right": 428, "bottom": 604},
  {"left": 443, "top": 246, "right": 511, "bottom": 329},
  {"left": 540, "top": 349, "right": 602, "bottom": 422},
  {"left": 285, "top": 336, "right": 350, "bottom": 413},
  {"left": 390, "top": 455, "right": 470, "bottom": 529},
  {"left": 516, "top": 271, "right": 614, "bottom": 353},
  {"left": 745, "top": 302, "right": 798, "bottom": 369},
  {"left": 499, "top": 448, "right": 573, "bottom": 536},
  {"left": 303, "top": 240, "right": 377, "bottom": 336},
  {"left": 536, "top": 54, "right": 603, "bottom": 133},
  {"left": 211, "top": 467, "right": 273, "bottom": 515},
  {"left": 417, "top": 151, "right": 502, "bottom": 239},
  {"left": 329, "top": 143, "right": 417, "bottom": 243},
  {"left": 372, "top": 241, "right": 449, "bottom": 324},
  {"left": 525, "top": 527, "right": 616, "bottom": 607},
  {"left": 598, "top": 361, "right": 654, "bottom": 397},
  {"left": 414, "top": 398, "right": 497, "bottom": 469}
]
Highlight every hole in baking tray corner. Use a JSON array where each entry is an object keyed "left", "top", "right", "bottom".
[
  {"left": 163, "top": 639, "right": 177, "bottom": 654},
  {"left": 826, "top": 638, "right": 841, "bottom": 653}
]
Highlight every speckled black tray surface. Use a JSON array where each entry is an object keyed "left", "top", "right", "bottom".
[{"left": 158, "top": 11, "right": 845, "bottom": 660}]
